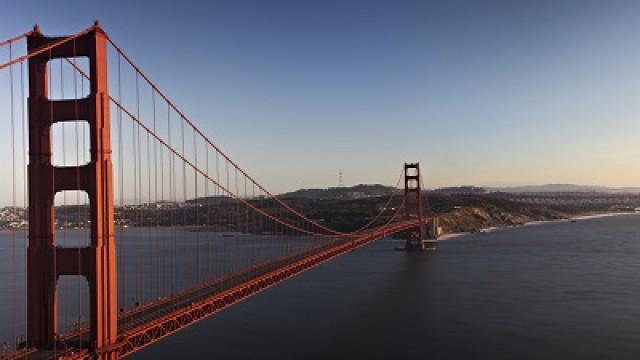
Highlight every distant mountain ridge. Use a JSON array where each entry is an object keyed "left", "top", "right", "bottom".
[
  {"left": 280, "top": 184, "right": 397, "bottom": 200},
  {"left": 274, "top": 183, "right": 640, "bottom": 201},
  {"left": 485, "top": 184, "right": 640, "bottom": 194}
]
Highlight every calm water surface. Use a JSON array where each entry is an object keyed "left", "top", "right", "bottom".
[
  {"left": 133, "top": 214, "right": 640, "bottom": 360},
  {"left": 2, "top": 214, "right": 640, "bottom": 359}
]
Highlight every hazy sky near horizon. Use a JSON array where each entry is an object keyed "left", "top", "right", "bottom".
[{"left": 1, "top": 0, "right": 640, "bottom": 198}]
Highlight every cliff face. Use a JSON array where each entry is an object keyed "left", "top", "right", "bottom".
[
  {"left": 426, "top": 192, "right": 640, "bottom": 234},
  {"left": 436, "top": 206, "right": 568, "bottom": 234},
  {"left": 427, "top": 193, "right": 572, "bottom": 234}
]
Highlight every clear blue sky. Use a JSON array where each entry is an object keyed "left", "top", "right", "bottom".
[{"left": 1, "top": 0, "right": 640, "bottom": 197}]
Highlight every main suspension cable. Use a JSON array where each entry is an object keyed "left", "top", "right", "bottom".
[
  {"left": 0, "top": 29, "right": 33, "bottom": 47},
  {"left": 0, "top": 25, "right": 96, "bottom": 70},
  {"left": 102, "top": 34, "right": 352, "bottom": 236}
]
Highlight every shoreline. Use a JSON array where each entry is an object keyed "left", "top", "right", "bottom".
[
  {"left": 437, "top": 211, "right": 640, "bottom": 241},
  {"left": 2, "top": 211, "right": 638, "bottom": 238}
]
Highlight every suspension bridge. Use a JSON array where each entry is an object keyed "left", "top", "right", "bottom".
[{"left": 0, "top": 23, "right": 433, "bottom": 359}]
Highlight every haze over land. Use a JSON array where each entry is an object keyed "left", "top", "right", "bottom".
[
  {"left": 4, "top": 184, "right": 639, "bottom": 235},
  {"left": 473, "top": 184, "right": 640, "bottom": 194}
]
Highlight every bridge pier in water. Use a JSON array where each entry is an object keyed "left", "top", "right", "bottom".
[{"left": 26, "top": 24, "right": 118, "bottom": 359}]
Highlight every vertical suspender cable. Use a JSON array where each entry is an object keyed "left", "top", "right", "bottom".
[
  {"left": 159, "top": 95, "right": 165, "bottom": 298},
  {"left": 234, "top": 167, "right": 239, "bottom": 274},
  {"left": 205, "top": 144, "right": 210, "bottom": 280},
  {"left": 59, "top": 56, "right": 70, "bottom": 335},
  {"left": 160, "top": 104, "right": 166, "bottom": 299},
  {"left": 242, "top": 176, "right": 247, "bottom": 276},
  {"left": 151, "top": 89, "right": 157, "bottom": 300},
  {"left": 146, "top": 86, "right": 152, "bottom": 302},
  {"left": 152, "top": 89, "right": 159, "bottom": 300},
  {"left": 134, "top": 72, "right": 141, "bottom": 307},
  {"left": 215, "top": 150, "right": 221, "bottom": 283},
  {"left": 20, "top": 57, "right": 28, "bottom": 351},
  {"left": 181, "top": 113, "right": 187, "bottom": 289},
  {"left": 117, "top": 48, "right": 124, "bottom": 314},
  {"left": 80, "top": 69, "right": 89, "bottom": 327},
  {"left": 9, "top": 41, "right": 17, "bottom": 353},
  {"left": 168, "top": 103, "right": 176, "bottom": 298},
  {"left": 130, "top": 92, "right": 137, "bottom": 310},
  {"left": 225, "top": 161, "right": 230, "bottom": 275},
  {"left": 194, "top": 129, "right": 200, "bottom": 285}
]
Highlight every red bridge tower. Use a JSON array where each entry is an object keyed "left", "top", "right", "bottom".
[
  {"left": 403, "top": 162, "right": 427, "bottom": 250},
  {"left": 26, "top": 24, "right": 118, "bottom": 358}
]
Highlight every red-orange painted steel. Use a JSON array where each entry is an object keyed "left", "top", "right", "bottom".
[
  {"left": 6, "top": 221, "right": 416, "bottom": 360},
  {"left": 404, "top": 163, "right": 426, "bottom": 250},
  {"left": 114, "top": 221, "right": 418, "bottom": 358},
  {"left": 10, "top": 22, "right": 429, "bottom": 360},
  {"left": 26, "top": 24, "right": 118, "bottom": 359}
]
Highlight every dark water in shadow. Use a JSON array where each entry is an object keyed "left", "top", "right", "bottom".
[
  {"left": 131, "top": 214, "right": 640, "bottom": 360},
  {"left": 0, "top": 230, "right": 322, "bottom": 347}
]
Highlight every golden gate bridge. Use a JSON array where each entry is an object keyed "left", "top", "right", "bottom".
[{"left": 0, "top": 23, "right": 432, "bottom": 359}]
